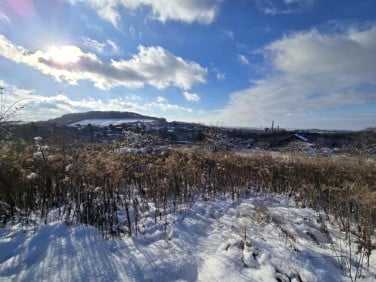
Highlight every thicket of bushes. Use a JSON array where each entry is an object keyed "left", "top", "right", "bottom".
[{"left": 0, "top": 138, "right": 375, "bottom": 261}]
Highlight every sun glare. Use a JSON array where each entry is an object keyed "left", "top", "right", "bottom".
[{"left": 44, "top": 45, "right": 81, "bottom": 65}]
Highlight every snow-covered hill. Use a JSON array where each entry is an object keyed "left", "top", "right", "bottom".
[
  {"left": 69, "top": 118, "right": 156, "bottom": 127},
  {"left": 1, "top": 195, "right": 375, "bottom": 281}
]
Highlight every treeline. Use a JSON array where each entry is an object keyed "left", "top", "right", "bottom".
[{"left": 0, "top": 139, "right": 375, "bottom": 255}]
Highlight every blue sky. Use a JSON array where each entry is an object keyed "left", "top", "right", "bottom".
[{"left": 0, "top": 0, "right": 375, "bottom": 129}]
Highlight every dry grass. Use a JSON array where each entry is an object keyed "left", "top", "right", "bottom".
[{"left": 0, "top": 141, "right": 375, "bottom": 245}]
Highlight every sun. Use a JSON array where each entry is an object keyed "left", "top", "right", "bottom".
[{"left": 44, "top": 45, "right": 81, "bottom": 65}]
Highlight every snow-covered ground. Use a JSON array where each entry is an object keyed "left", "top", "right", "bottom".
[{"left": 1, "top": 195, "right": 375, "bottom": 281}]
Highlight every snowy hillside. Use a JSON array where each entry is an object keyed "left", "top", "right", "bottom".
[
  {"left": 1, "top": 194, "right": 375, "bottom": 282},
  {"left": 69, "top": 118, "right": 156, "bottom": 127}
]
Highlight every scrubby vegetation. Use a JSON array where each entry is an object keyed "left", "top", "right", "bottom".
[{"left": 0, "top": 135, "right": 375, "bottom": 280}]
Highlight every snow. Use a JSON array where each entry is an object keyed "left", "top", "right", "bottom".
[
  {"left": 69, "top": 118, "right": 156, "bottom": 127},
  {"left": 294, "top": 133, "right": 309, "bottom": 142},
  {"left": 26, "top": 172, "right": 37, "bottom": 180},
  {"left": 114, "top": 146, "right": 161, "bottom": 154},
  {"left": 65, "top": 164, "right": 72, "bottom": 172},
  {"left": 33, "top": 137, "right": 42, "bottom": 142},
  {"left": 32, "top": 152, "right": 42, "bottom": 158},
  {"left": 1, "top": 195, "right": 375, "bottom": 281}
]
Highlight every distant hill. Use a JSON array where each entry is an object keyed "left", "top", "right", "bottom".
[{"left": 46, "top": 111, "right": 166, "bottom": 126}]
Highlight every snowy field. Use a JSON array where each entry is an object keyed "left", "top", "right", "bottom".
[{"left": 0, "top": 195, "right": 375, "bottom": 282}]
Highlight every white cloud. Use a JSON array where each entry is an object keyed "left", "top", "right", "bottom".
[
  {"left": 156, "top": 96, "right": 167, "bottom": 103},
  {"left": 82, "top": 38, "right": 105, "bottom": 53},
  {"left": 0, "top": 35, "right": 207, "bottom": 90},
  {"left": 0, "top": 81, "right": 193, "bottom": 121},
  {"left": 183, "top": 91, "right": 200, "bottom": 102},
  {"left": 218, "top": 24, "right": 376, "bottom": 130},
  {"left": 106, "top": 40, "right": 119, "bottom": 53},
  {"left": 212, "top": 68, "right": 226, "bottom": 80},
  {"left": 238, "top": 54, "right": 249, "bottom": 65},
  {"left": 0, "top": 11, "right": 10, "bottom": 23},
  {"left": 265, "top": 27, "right": 376, "bottom": 80},
  {"left": 129, "top": 25, "right": 142, "bottom": 40},
  {"left": 223, "top": 29, "right": 234, "bottom": 39},
  {"left": 217, "top": 73, "right": 225, "bottom": 80},
  {"left": 83, "top": 37, "right": 119, "bottom": 54},
  {"left": 67, "top": 0, "right": 221, "bottom": 27},
  {"left": 254, "top": 0, "right": 314, "bottom": 15},
  {"left": 216, "top": 72, "right": 226, "bottom": 80},
  {"left": 152, "top": 96, "right": 193, "bottom": 112}
]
